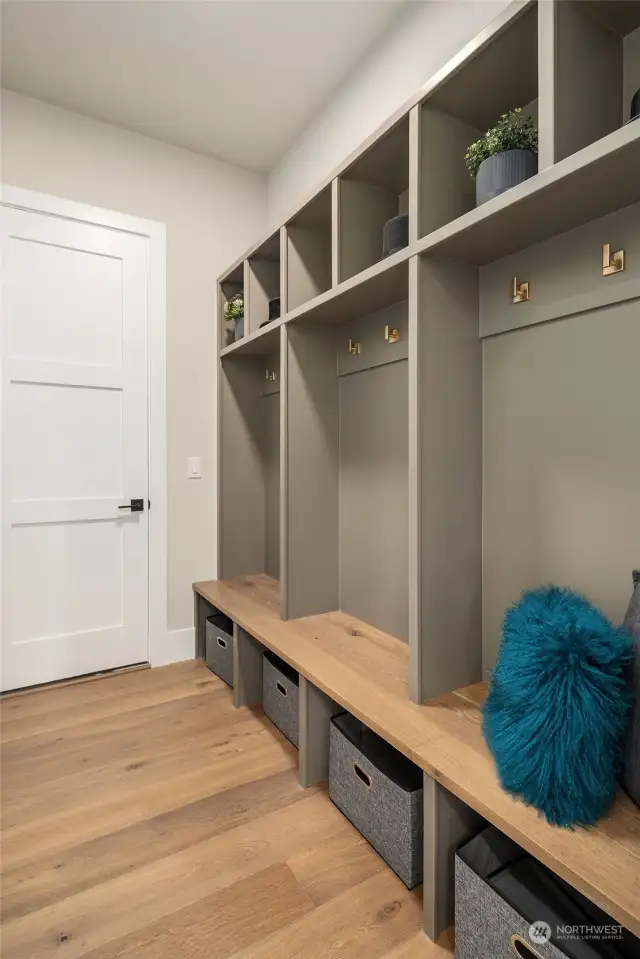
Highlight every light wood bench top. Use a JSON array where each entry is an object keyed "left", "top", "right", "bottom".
[{"left": 194, "top": 574, "right": 640, "bottom": 936}]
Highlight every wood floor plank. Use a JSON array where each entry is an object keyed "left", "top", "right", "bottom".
[
  {"left": 2, "top": 733, "right": 296, "bottom": 869},
  {"left": 3, "top": 709, "right": 261, "bottom": 826},
  {"left": 1, "top": 660, "right": 429, "bottom": 959},
  {"left": 2, "top": 793, "right": 346, "bottom": 959},
  {"left": 2, "top": 770, "right": 316, "bottom": 922},
  {"left": 380, "top": 930, "right": 455, "bottom": 958},
  {"left": 81, "top": 863, "right": 315, "bottom": 959},
  {"left": 287, "top": 825, "right": 385, "bottom": 905},
  {"left": 224, "top": 870, "right": 423, "bottom": 959},
  {"left": 1, "top": 681, "right": 234, "bottom": 773},
  {"left": 1, "top": 670, "right": 220, "bottom": 743},
  {"left": 0, "top": 661, "right": 202, "bottom": 720},
  {"left": 1, "top": 686, "right": 238, "bottom": 789}
]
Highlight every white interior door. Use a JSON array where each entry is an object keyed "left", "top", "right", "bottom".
[{"left": 1, "top": 206, "right": 150, "bottom": 690}]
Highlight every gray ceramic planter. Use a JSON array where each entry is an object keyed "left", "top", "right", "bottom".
[{"left": 475, "top": 148, "right": 537, "bottom": 205}]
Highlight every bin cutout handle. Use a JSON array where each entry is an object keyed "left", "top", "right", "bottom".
[
  {"left": 510, "top": 935, "right": 544, "bottom": 959},
  {"left": 354, "top": 763, "right": 371, "bottom": 787},
  {"left": 217, "top": 636, "right": 227, "bottom": 649},
  {"left": 276, "top": 681, "right": 287, "bottom": 696}
]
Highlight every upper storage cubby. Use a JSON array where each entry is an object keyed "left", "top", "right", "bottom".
[
  {"left": 554, "top": 1, "right": 640, "bottom": 162},
  {"left": 247, "top": 230, "right": 281, "bottom": 334},
  {"left": 220, "top": 263, "right": 245, "bottom": 348},
  {"left": 419, "top": 2, "right": 539, "bottom": 238},
  {"left": 286, "top": 185, "right": 333, "bottom": 311},
  {"left": 338, "top": 116, "right": 410, "bottom": 282}
]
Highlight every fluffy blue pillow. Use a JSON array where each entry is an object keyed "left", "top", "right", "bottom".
[{"left": 484, "top": 586, "right": 634, "bottom": 828}]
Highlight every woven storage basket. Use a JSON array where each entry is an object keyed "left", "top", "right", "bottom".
[
  {"left": 456, "top": 826, "right": 639, "bottom": 959},
  {"left": 329, "top": 711, "right": 423, "bottom": 888},
  {"left": 205, "top": 613, "right": 234, "bottom": 687},
  {"left": 263, "top": 650, "right": 299, "bottom": 747}
]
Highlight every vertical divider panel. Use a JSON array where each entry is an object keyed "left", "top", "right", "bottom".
[
  {"left": 408, "top": 256, "right": 421, "bottom": 703},
  {"left": 216, "top": 287, "right": 224, "bottom": 579},
  {"left": 279, "top": 325, "right": 289, "bottom": 619},
  {"left": 331, "top": 178, "right": 340, "bottom": 287},
  {"left": 298, "top": 677, "right": 341, "bottom": 787},
  {"left": 417, "top": 255, "right": 482, "bottom": 700},
  {"left": 408, "top": 107, "right": 420, "bottom": 247},
  {"left": 194, "top": 592, "right": 210, "bottom": 660},
  {"left": 284, "top": 323, "right": 339, "bottom": 620},
  {"left": 423, "top": 774, "right": 484, "bottom": 941},
  {"left": 279, "top": 225, "right": 288, "bottom": 316},
  {"left": 537, "top": 0, "right": 557, "bottom": 170},
  {"left": 242, "top": 259, "right": 251, "bottom": 336},
  {"left": 233, "top": 624, "right": 264, "bottom": 709}
]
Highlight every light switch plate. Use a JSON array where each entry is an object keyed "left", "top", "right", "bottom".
[{"left": 187, "top": 457, "right": 202, "bottom": 479}]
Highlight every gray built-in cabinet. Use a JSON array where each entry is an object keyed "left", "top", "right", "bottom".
[{"left": 217, "top": 0, "right": 640, "bottom": 704}]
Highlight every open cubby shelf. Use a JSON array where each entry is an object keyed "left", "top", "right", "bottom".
[
  {"left": 219, "top": 262, "right": 245, "bottom": 348},
  {"left": 419, "top": 2, "right": 539, "bottom": 238},
  {"left": 247, "top": 230, "right": 281, "bottom": 334},
  {"left": 286, "top": 184, "right": 333, "bottom": 312},
  {"left": 554, "top": 1, "right": 640, "bottom": 162},
  {"left": 211, "top": 0, "right": 640, "bottom": 944},
  {"left": 339, "top": 115, "right": 410, "bottom": 281}
]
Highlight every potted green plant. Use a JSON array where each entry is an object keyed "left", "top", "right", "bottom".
[
  {"left": 223, "top": 293, "right": 244, "bottom": 343},
  {"left": 465, "top": 108, "right": 538, "bottom": 206}
]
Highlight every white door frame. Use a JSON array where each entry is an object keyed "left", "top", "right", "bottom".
[{"left": 0, "top": 184, "right": 175, "bottom": 678}]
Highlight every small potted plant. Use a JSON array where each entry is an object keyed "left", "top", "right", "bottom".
[
  {"left": 465, "top": 108, "right": 538, "bottom": 206},
  {"left": 223, "top": 293, "right": 244, "bottom": 344}
]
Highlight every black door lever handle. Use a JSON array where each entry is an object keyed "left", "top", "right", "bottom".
[{"left": 118, "top": 499, "right": 144, "bottom": 512}]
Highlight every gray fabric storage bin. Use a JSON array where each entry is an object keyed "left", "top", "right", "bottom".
[
  {"left": 622, "top": 570, "right": 640, "bottom": 809},
  {"left": 329, "top": 712, "right": 423, "bottom": 888},
  {"left": 456, "top": 826, "right": 640, "bottom": 959},
  {"left": 205, "top": 613, "right": 234, "bottom": 686},
  {"left": 263, "top": 650, "right": 299, "bottom": 747}
]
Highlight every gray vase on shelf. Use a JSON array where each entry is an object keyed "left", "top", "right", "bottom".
[
  {"left": 234, "top": 315, "right": 244, "bottom": 341},
  {"left": 475, "top": 148, "right": 537, "bottom": 205}
]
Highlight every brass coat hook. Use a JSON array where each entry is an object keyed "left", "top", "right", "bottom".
[
  {"left": 512, "top": 277, "right": 530, "bottom": 303},
  {"left": 602, "top": 243, "right": 625, "bottom": 276},
  {"left": 384, "top": 325, "right": 400, "bottom": 343}
]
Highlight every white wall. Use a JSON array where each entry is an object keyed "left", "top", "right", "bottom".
[
  {"left": 1, "top": 90, "right": 267, "bottom": 634},
  {"left": 267, "top": 0, "right": 509, "bottom": 225}
]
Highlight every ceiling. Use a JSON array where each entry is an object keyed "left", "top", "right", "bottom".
[{"left": 1, "top": 0, "right": 405, "bottom": 173}]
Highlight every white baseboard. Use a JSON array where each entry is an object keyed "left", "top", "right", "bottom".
[{"left": 151, "top": 626, "right": 195, "bottom": 667}]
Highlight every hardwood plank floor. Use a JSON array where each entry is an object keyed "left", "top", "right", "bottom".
[{"left": 1, "top": 660, "right": 448, "bottom": 959}]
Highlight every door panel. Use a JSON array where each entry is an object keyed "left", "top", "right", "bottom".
[
  {"left": 7, "top": 236, "right": 124, "bottom": 367},
  {"left": 12, "top": 382, "right": 123, "bottom": 500},
  {"left": 2, "top": 206, "right": 149, "bottom": 690}
]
